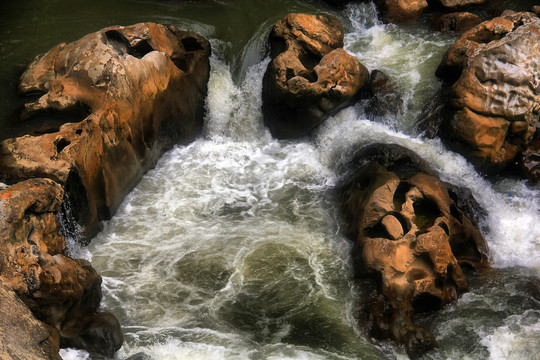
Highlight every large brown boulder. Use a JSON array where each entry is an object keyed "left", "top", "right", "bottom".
[
  {"left": 0, "top": 178, "right": 122, "bottom": 356},
  {"left": 340, "top": 149, "right": 488, "bottom": 356},
  {"left": 262, "top": 13, "right": 369, "bottom": 139},
  {"left": 435, "top": 11, "right": 540, "bottom": 174},
  {"left": 0, "top": 23, "right": 211, "bottom": 239},
  {"left": 0, "top": 283, "right": 61, "bottom": 360},
  {"left": 375, "top": 0, "right": 428, "bottom": 23},
  {"left": 431, "top": 12, "right": 483, "bottom": 33}
]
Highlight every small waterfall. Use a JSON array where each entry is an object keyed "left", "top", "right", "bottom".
[{"left": 61, "top": 3, "right": 539, "bottom": 359}]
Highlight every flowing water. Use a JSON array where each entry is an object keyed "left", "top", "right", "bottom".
[{"left": 1, "top": 1, "right": 539, "bottom": 359}]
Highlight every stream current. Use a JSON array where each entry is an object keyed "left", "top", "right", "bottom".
[{"left": 0, "top": 1, "right": 538, "bottom": 359}]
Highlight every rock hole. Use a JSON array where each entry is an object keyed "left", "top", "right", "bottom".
[
  {"left": 438, "top": 221, "right": 449, "bottom": 235},
  {"left": 450, "top": 204, "right": 463, "bottom": 223},
  {"left": 286, "top": 68, "right": 295, "bottom": 81},
  {"left": 105, "top": 30, "right": 129, "bottom": 55},
  {"left": 413, "top": 198, "right": 441, "bottom": 229},
  {"left": 412, "top": 292, "right": 442, "bottom": 313},
  {"left": 181, "top": 37, "right": 204, "bottom": 52},
  {"left": 366, "top": 221, "right": 391, "bottom": 240},
  {"left": 393, "top": 182, "right": 411, "bottom": 211},
  {"left": 298, "top": 52, "right": 320, "bottom": 72},
  {"left": 19, "top": 102, "right": 91, "bottom": 136},
  {"left": 61, "top": 169, "right": 90, "bottom": 244},
  {"left": 105, "top": 30, "right": 154, "bottom": 58},
  {"left": 129, "top": 39, "right": 154, "bottom": 58},
  {"left": 75, "top": 129, "right": 82, "bottom": 135},
  {"left": 54, "top": 138, "right": 71, "bottom": 153},
  {"left": 471, "top": 29, "right": 507, "bottom": 44}
]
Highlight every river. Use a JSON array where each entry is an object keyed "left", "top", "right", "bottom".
[{"left": 0, "top": 1, "right": 539, "bottom": 359}]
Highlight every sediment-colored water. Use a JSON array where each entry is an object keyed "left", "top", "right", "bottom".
[{"left": 1, "top": 1, "right": 538, "bottom": 359}]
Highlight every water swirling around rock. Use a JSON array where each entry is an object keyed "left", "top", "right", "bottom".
[{"left": 1, "top": 1, "right": 538, "bottom": 359}]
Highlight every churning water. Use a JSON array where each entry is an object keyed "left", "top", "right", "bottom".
[{"left": 4, "top": 1, "right": 534, "bottom": 359}]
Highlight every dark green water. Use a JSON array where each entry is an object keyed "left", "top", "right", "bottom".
[{"left": 1, "top": 1, "right": 539, "bottom": 360}]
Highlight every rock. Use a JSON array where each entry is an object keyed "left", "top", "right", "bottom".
[
  {"left": 534, "top": 5, "right": 540, "bottom": 17},
  {"left": 433, "top": 0, "right": 485, "bottom": 8},
  {"left": 435, "top": 12, "right": 540, "bottom": 174},
  {"left": 340, "top": 154, "right": 489, "bottom": 356},
  {"left": 60, "top": 312, "right": 123, "bottom": 357},
  {"left": 0, "top": 283, "right": 61, "bottom": 360},
  {"left": 431, "top": 12, "right": 483, "bottom": 33},
  {"left": 262, "top": 13, "right": 369, "bottom": 139},
  {"left": 365, "top": 69, "right": 404, "bottom": 119},
  {"left": 518, "top": 132, "right": 540, "bottom": 181},
  {"left": 0, "top": 179, "right": 122, "bottom": 356},
  {"left": 374, "top": 0, "right": 428, "bottom": 24},
  {"left": 0, "top": 23, "right": 211, "bottom": 240}
]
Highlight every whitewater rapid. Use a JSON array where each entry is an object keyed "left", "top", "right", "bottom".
[{"left": 62, "top": 3, "right": 539, "bottom": 359}]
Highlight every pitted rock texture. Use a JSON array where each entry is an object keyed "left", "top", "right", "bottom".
[
  {"left": 0, "top": 284, "right": 61, "bottom": 360},
  {"left": 341, "top": 162, "right": 488, "bottom": 357},
  {"left": 0, "top": 23, "right": 211, "bottom": 239},
  {"left": 435, "top": 11, "right": 540, "bottom": 174},
  {"left": 0, "top": 178, "right": 122, "bottom": 356},
  {"left": 262, "top": 13, "right": 369, "bottom": 139}
]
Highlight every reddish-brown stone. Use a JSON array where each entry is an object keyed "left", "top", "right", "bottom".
[
  {"left": 341, "top": 162, "right": 488, "bottom": 357},
  {"left": 0, "top": 178, "right": 123, "bottom": 357},
  {"left": 0, "top": 23, "right": 211, "bottom": 239},
  {"left": 436, "top": 12, "right": 540, "bottom": 174},
  {"left": 375, "top": 0, "right": 428, "bottom": 24},
  {"left": 432, "top": 12, "right": 483, "bottom": 33},
  {"left": 262, "top": 13, "right": 369, "bottom": 138},
  {"left": 0, "top": 283, "right": 61, "bottom": 360}
]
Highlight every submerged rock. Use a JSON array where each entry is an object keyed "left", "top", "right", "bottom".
[
  {"left": 434, "top": 11, "right": 540, "bottom": 174},
  {"left": 339, "top": 144, "right": 489, "bottom": 357},
  {"left": 0, "top": 22, "right": 211, "bottom": 240},
  {"left": 0, "top": 179, "right": 122, "bottom": 357},
  {"left": 364, "top": 69, "right": 404, "bottom": 119},
  {"left": 262, "top": 13, "right": 369, "bottom": 139}
]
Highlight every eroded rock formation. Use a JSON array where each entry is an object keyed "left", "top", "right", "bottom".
[
  {"left": 434, "top": 11, "right": 540, "bottom": 174},
  {"left": 0, "top": 23, "right": 211, "bottom": 239},
  {"left": 340, "top": 145, "right": 489, "bottom": 357},
  {"left": 262, "top": 13, "right": 369, "bottom": 138},
  {"left": 0, "top": 179, "right": 122, "bottom": 357},
  {"left": 0, "top": 283, "right": 60, "bottom": 360}
]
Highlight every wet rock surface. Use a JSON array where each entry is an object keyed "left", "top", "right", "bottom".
[
  {"left": 434, "top": 11, "right": 540, "bottom": 174},
  {"left": 0, "top": 283, "right": 61, "bottom": 360},
  {"left": 374, "top": 0, "right": 428, "bottom": 24},
  {"left": 0, "top": 178, "right": 122, "bottom": 357},
  {"left": 431, "top": 12, "right": 483, "bottom": 33},
  {"left": 262, "top": 13, "right": 369, "bottom": 139},
  {"left": 364, "top": 69, "right": 404, "bottom": 119},
  {"left": 0, "top": 22, "right": 211, "bottom": 240},
  {"left": 339, "top": 145, "right": 489, "bottom": 357}
]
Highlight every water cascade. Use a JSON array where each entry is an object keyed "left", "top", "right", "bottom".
[{"left": 0, "top": 1, "right": 537, "bottom": 359}]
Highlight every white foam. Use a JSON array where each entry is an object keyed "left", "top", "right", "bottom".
[{"left": 481, "top": 310, "right": 540, "bottom": 360}]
